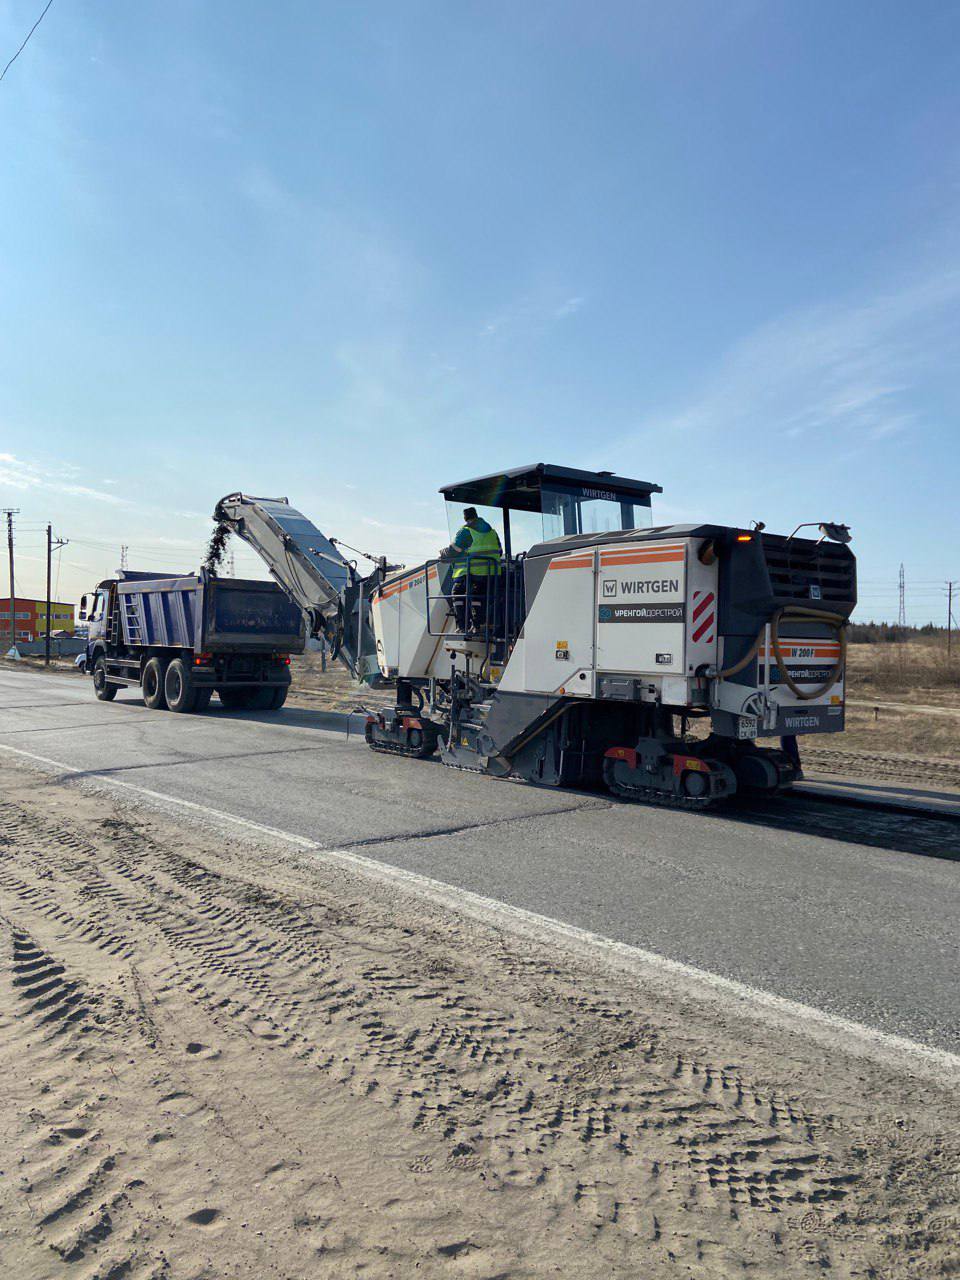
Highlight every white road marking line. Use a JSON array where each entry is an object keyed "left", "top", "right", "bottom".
[
  {"left": 1, "top": 737, "right": 958, "bottom": 1082},
  {"left": 0, "top": 742, "right": 319, "bottom": 848}
]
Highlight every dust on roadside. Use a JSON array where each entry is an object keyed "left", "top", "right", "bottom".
[{"left": 0, "top": 758, "right": 956, "bottom": 1280}]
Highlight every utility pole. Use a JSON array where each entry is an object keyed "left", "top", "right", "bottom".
[
  {"left": 2, "top": 508, "right": 18, "bottom": 650},
  {"left": 120, "top": 544, "right": 128, "bottom": 571},
  {"left": 948, "top": 581, "right": 956, "bottom": 658},
  {"left": 45, "top": 525, "right": 69, "bottom": 666},
  {"left": 898, "top": 563, "right": 906, "bottom": 628}
]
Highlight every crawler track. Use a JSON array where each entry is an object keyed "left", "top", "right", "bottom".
[
  {"left": 366, "top": 738, "right": 437, "bottom": 759},
  {"left": 604, "top": 778, "right": 714, "bottom": 810}
]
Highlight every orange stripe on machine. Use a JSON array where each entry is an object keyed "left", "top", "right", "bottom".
[
  {"left": 550, "top": 543, "right": 686, "bottom": 570},
  {"left": 600, "top": 542, "right": 683, "bottom": 559},
  {"left": 375, "top": 564, "right": 438, "bottom": 600},
  {"left": 599, "top": 552, "right": 685, "bottom": 567},
  {"left": 548, "top": 556, "right": 594, "bottom": 570},
  {"left": 760, "top": 645, "right": 840, "bottom": 660}
]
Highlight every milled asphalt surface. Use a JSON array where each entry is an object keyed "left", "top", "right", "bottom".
[{"left": 2, "top": 666, "right": 959, "bottom": 1052}]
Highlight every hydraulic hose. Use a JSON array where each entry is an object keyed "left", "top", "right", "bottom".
[
  {"left": 718, "top": 606, "right": 847, "bottom": 701},
  {"left": 771, "top": 606, "right": 847, "bottom": 701},
  {"left": 716, "top": 635, "right": 763, "bottom": 680}
]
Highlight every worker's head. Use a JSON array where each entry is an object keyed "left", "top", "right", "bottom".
[{"left": 463, "top": 507, "right": 479, "bottom": 527}]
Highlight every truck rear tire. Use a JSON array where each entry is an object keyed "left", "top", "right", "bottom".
[
  {"left": 92, "top": 656, "right": 118, "bottom": 702},
  {"left": 142, "top": 657, "right": 168, "bottom": 710},
  {"left": 251, "top": 686, "right": 288, "bottom": 711},
  {"left": 164, "top": 658, "right": 198, "bottom": 713},
  {"left": 218, "top": 688, "right": 254, "bottom": 710}
]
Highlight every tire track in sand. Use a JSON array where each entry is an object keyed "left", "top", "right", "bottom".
[{"left": 0, "top": 796, "right": 882, "bottom": 1278}]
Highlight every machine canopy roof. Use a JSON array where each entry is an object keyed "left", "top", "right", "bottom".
[{"left": 439, "top": 463, "right": 663, "bottom": 513}]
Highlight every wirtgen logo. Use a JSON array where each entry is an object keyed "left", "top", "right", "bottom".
[
  {"left": 618, "top": 578, "right": 680, "bottom": 596},
  {"left": 602, "top": 579, "right": 617, "bottom": 597}
]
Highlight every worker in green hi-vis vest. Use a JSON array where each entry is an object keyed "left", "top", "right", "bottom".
[{"left": 440, "top": 506, "right": 503, "bottom": 632}]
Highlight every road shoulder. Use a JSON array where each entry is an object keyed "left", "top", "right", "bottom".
[{"left": 0, "top": 756, "right": 955, "bottom": 1279}]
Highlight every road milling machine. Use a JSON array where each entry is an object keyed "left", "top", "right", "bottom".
[{"left": 214, "top": 464, "right": 856, "bottom": 808}]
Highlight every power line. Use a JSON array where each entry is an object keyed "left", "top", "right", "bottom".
[{"left": 0, "top": 0, "right": 54, "bottom": 84}]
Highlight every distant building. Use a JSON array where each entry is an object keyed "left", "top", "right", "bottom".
[{"left": 0, "top": 597, "right": 75, "bottom": 643}]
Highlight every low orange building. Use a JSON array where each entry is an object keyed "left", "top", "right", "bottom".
[{"left": 0, "top": 597, "right": 75, "bottom": 643}]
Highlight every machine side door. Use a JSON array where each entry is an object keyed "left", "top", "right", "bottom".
[
  {"left": 595, "top": 541, "right": 687, "bottom": 675},
  {"left": 502, "top": 549, "right": 597, "bottom": 696}
]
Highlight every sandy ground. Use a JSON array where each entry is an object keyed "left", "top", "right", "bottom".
[{"left": 0, "top": 757, "right": 957, "bottom": 1279}]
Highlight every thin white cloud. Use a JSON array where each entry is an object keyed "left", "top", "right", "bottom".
[
  {"left": 0, "top": 455, "right": 128, "bottom": 505},
  {"left": 556, "top": 296, "right": 585, "bottom": 319},
  {"left": 482, "top": 290, "right": 588, "bottom": 338},
  {"left": 619, "top": 267, "right": 960, "bottom": 450}
]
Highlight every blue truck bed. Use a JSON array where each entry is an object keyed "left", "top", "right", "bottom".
[{"left": 117, "top": 572, "right": 305, "bottom": 653}]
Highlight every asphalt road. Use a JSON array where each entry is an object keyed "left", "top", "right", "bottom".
[{"left": 2, "top": 666, "right": 959, "bottom": 1052}]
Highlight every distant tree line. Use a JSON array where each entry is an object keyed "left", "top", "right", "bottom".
[{"left": 848, "top": 622, "right": 945, "bottom": 643}]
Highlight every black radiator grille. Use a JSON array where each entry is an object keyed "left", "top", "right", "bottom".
[{"left": 761, "top": 536, "right": 856, "bottom": 606}]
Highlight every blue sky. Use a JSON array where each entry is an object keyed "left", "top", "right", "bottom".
[{"left": 1, "top": 0, "right": 958, "bottom": 621}]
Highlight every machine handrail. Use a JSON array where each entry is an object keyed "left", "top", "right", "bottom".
[{"left": 423, "top": 554, "right": 524, "bottom": 660}]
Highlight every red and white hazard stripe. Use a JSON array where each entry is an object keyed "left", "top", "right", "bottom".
[{"left": 691, "top": 590, "right": 716, "bottom": 643}]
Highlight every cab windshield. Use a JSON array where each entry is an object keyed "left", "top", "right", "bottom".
[
  {"left": 444, "top": 485, "right": 651, "bottom": 557},
  {"left": 540, "top": 485, "right": 651, "bottom": 540}
]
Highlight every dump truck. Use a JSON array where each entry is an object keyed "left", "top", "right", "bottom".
[
  {"left": 80, "top": 569, "right": 304, "bottom": 712},
  {"left": 214, "top": 464, "right": 856, "bottom": 807}
]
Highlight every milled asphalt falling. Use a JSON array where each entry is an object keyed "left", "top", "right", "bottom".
[{"left": 1, "top": 667, "right": 959, "bottom": 1052}]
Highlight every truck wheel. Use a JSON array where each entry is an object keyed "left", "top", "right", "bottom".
[
  {"left": 142, "top": 657, "right": 168, "bottom": 710},
  {"left": 218, "top": 688, "right": 253, "bottom": 710},
  {"left": 251, "top": 687, "right": 288, "bottom": 711},
  {"left": 164, "top": 658, "right": 198, "bottom": 713},
  {"left": 92, "top": 656, "right": 118, "bottom": 702}
]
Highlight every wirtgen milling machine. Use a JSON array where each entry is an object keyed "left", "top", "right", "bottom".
[{"left": 215, "top": 463, "right": 856, "bottom": 808}]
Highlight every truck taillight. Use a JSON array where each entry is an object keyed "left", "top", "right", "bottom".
[{"left": 194, "top": 652, "right": 213, "bottom": 666}]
